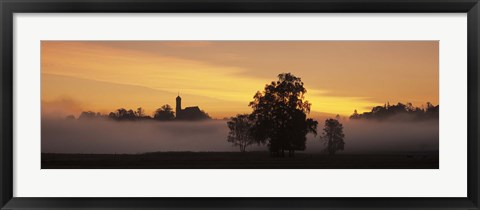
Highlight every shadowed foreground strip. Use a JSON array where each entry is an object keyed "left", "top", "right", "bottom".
[{"left": 42, "top": 152, "right": 438, "bottom": 169}]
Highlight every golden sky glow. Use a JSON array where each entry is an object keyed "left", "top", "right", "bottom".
[{"left": 41, "top": 41, "right": 438, "bottom": 119}]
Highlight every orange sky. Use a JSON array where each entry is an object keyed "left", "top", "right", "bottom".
[{"left": 41, "top": 41, "right": 438, "bottom": 119}]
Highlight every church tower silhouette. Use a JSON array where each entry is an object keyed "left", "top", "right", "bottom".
[
  {"left": 176, "top": 93, "right": 182, "bottom": 115},
  {"left": 174, "top": 93, "right": 209, "bottom": 120}
]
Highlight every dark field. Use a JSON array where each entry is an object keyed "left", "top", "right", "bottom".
[{"left": 42, "top": 151, "right": 439, "bottom": 169}]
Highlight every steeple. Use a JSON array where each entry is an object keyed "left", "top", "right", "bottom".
[{"left": 176, "top": 93, "right": 182, "bottom": 117}]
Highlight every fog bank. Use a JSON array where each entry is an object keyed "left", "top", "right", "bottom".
[
  {"left": 42, "top": 118, "right": 438, "bottom": 154},
  {"left": 306, "top": 119, "right": 438, "bottom": 154}
]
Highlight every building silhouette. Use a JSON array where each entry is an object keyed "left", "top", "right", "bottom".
[{"left": 175, "top": 94, "right": 210, "bottom": 120}]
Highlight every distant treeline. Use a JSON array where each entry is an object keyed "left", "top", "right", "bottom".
[
  {"left": 350, "top": 102, "right": 439, "bottom": 121},
  {"left": 67, "top": 105, "right": 210, "bottom": 121}
]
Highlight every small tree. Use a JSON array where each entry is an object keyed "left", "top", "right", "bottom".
[
  {"left": 136, "top": 107, "right": 145, "bottom": 118},
  {"left": 350, "top": 110, "right": 360, "bottom": 119},
  {"left": 322, "top": 118, "right": 345, "bottom": 155},
  {"left": 154, "top": 104, "right": 175, "bottom": 121},
  {"left": 227, "top": 114, "right": 255, "bottom": 152}
]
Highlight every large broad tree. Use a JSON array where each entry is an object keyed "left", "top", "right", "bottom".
[
  {"left": 226, "top": 114, "right": 255, "bottom": 152},
  {"left": 322, "top": 118, "right": 345, "bottom": 155},
  {"left": 249, "top": 73, "right": 318, "bottom": 157}
]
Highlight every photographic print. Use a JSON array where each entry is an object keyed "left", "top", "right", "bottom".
[{"left": 41, "top": 41, "right": 439, "bottom": 169}]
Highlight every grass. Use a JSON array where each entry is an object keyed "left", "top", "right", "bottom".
[{"left": 41, "top": 151, "right": 439, "bottom": 169}]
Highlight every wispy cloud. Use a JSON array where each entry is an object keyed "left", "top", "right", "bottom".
[{"left": 41, "top": 41, "right": 438, "bottom": 117}]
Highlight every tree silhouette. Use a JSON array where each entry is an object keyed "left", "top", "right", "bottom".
[
  {"left": 227, "top": 114, "right": 255, "bottom": 152},
  {"left": 108, "top": 108, "right": 137, "bottom": 120},
  {"left": 322, "top": 118, "right": 345, "bottom": 155},
  {"left": 116, "top": 108, "right": 127, "bottom": 118},
  {"left": 350, "top": 110, "right": 360, "bottom": 119},
  {"left": 78, "top": 111, "right": 97, "bottom": 120},
  {"left": 154, "top": 104, "right": 175, "bottom": 121},
  {"left": 249, "top": 73, "right": 318, "bottom": 157},
  {"left": 136, "top": 107, "right": 145, "bottom": 118},
  {"left": 349, "top": 102, "right": 439, "bottom": 121},
  {"left": 116, "top": 108, "right": 137, "bottom": 120}
]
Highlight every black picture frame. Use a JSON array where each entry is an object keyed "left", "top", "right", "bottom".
[{"left": 1, "top": 0, "right": 479, "bottom": 209}]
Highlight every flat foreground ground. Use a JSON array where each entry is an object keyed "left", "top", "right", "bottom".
[{"left": 42, "top": 151, "right": 438, "bottom": 169}]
